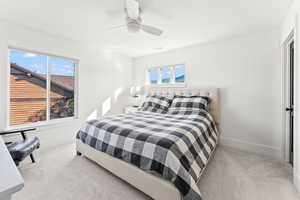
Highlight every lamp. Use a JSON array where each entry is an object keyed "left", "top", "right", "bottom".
[
  {"left": 129, "top": 86, "right": 144, "bottom": 107},
  {"left": 130, "top": 86, "right": 138, "bottom": 97}
]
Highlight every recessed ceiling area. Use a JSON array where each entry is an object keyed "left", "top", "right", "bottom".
[{"left": 0, "top": 0, "right": 294, "bottom": 57}]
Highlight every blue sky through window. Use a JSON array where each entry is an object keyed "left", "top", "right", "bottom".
[
  {"left": 51, "top": 57, "right": 75, "bottom": 76},
  {"left": 175, "top": 65, "right": 185, "bottom": 83},
  {"left": 161, "top": 67, "right": 170, "bottom": 83},
  {"left": 10, "top": 49, "right": 47, "bottom": 74},
  {"left": 10, "top": 49, "right": 75, "bottom": 76},
  {"left": 149, "top": 68, "right": 158, "bottom": 84}
]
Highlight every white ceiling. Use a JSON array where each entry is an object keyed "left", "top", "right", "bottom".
[{"left": 0, "top": 0, "right": 294, "bottom": 57}]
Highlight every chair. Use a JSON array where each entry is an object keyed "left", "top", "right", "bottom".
[{"left": 0, "top": 128, "right": 40, "bottom": 166}]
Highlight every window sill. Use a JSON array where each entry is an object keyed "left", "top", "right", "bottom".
[
  {"left": 5, "top": 117, "right": 78, "bottom": 132},
  {"left": 147, "top": 83, "right": 187, "bottom": 87}
]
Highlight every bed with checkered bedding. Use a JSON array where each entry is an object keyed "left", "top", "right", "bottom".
[{"left": 76, "top": 109, "right": 218, "bottom": 200}]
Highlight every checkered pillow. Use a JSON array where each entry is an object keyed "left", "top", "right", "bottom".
[
  {"left": 138, "top": 106, "right": 168, "bottom": 114},
  {"left": 169, "top": 96, "right": 210, "bottom": 111},
  {"left": 141, "top": 95, "right": 173, "bottom": 111}
]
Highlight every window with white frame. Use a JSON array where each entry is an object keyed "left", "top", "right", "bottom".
[
  {"left": 9, "top": 48, "right": 77, "bottom": 127},
  {"left": 147, "top": 64, "right": 186, "bottom": 85}
]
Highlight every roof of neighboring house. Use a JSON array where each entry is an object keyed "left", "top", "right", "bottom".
[
  {"left": 41, "top": 74, "right": 74, "bottom": 91},
  {"left": 51, "top": 75, "right": 74, "bottom": 91},
  {"left": 11, "top": 63, "right": 74, "bottom": 97}
]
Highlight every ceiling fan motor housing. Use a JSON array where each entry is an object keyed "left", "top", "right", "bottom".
[{"left": 126, "top": 17, "right": 141, "bottom": 32}]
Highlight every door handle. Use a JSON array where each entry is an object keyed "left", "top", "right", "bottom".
[{"left": 286, "top": 107, "right": 293, "bottom": 112}]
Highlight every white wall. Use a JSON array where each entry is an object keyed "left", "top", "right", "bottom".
[
  {"left": 133, "top": 29, "right": 282, "bottom": 158},
  {"left": 281, "top": 1, "right": 300, "bottom": 193},
  {"left": 0, "top": 20, "right": 133, "bottom": 151}
]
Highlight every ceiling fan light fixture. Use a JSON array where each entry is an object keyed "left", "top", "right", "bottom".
[{"left": 108, "top": 0, "right": 163, "bottom": 36}]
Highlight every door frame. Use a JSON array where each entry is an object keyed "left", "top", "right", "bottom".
[{"left": 282, "top": 30, "right": 295, "bottom": 163}]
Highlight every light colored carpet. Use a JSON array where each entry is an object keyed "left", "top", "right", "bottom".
[{"left": 13, "top": 143, "right": 299, "bottom": 200}]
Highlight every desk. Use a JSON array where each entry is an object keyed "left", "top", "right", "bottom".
[{"left": 0, "top": 136, "right": 24, "bottom": 200}]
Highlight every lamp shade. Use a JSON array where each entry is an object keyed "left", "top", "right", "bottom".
[
  {"left": 128, "top": 95, "right": 144, "bottom": 106},
  {"left": 130, "top": 86, "right": 144, "bottom": 97}
]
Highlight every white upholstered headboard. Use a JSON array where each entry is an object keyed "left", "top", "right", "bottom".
[{"left": 143, "top": 87, "right": 220, "bottom": 125}]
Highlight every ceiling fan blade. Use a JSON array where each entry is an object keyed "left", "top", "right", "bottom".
[
  {"left": 125, "top": 0, "right": 140, "bottom": 19},
  {"left": 140, "top": 24, "right": 163, "bottom": 36}
]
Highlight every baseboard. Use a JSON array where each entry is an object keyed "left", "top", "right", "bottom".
[
  {"left": 294, "top": 173, "right": 300, "bottom": 194},
  {"left": 219, "top": 136, "right": 282, "bottom": 160}
]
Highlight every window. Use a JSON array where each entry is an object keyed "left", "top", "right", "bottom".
[
  {"left": 174, "top": 65, "right": 185, "bottom": 83},
  {"left": 149, "top": 68, "right": 158, "bottom": 84},
  {"left": 50, "top": 57, "right": 75, "bottom": 120},
  {"left": 147, "top": 64, "right": 186, "bottom": 85},
  {"left": 160, "top": 67, "right": 171, "bottom": 83},
  {"left": 9, "top": 49, "right": 77, "bottom": 127}
]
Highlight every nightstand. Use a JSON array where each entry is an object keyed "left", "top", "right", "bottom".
[{"left": 124, "top": 106, "right": 140, "bottom": 114}]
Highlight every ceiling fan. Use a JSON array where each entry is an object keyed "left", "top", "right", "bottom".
[{"left": 108, "top": 0, "right": 163, "bottom": 36}]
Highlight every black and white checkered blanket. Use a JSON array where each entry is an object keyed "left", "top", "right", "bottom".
[{"left": 77, "top": 110, "right": 218, "bottom": 200}]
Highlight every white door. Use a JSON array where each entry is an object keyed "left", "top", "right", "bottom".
[{"left": 284, "top": 35, "right": 295, "bottom": 165}]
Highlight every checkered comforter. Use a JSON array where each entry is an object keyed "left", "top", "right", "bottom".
[{"left": 76, "top": 110, "right": 218, "bottom": 200}]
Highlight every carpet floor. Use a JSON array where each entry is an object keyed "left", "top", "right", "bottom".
[{"left": 13, "top": 143, "right": 299, "bottom": 200}]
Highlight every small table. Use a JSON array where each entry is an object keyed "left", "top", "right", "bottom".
[{"left": 0, "top": 128, "right": 37, "bottom": 163}]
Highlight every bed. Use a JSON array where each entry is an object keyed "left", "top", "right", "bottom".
[{"left": 76, "top": 87, "right": 220, "bottom": 200}]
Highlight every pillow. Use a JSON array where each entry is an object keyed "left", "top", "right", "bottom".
[
  {"left": 169, "top": 96, "right": 210, "bottom": 111},
  {"left": 138, "top": 106, "right": 167, "bottom": 114},
  {"left": 141, "top": 95, "right": 173, "bottom": 111}
]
